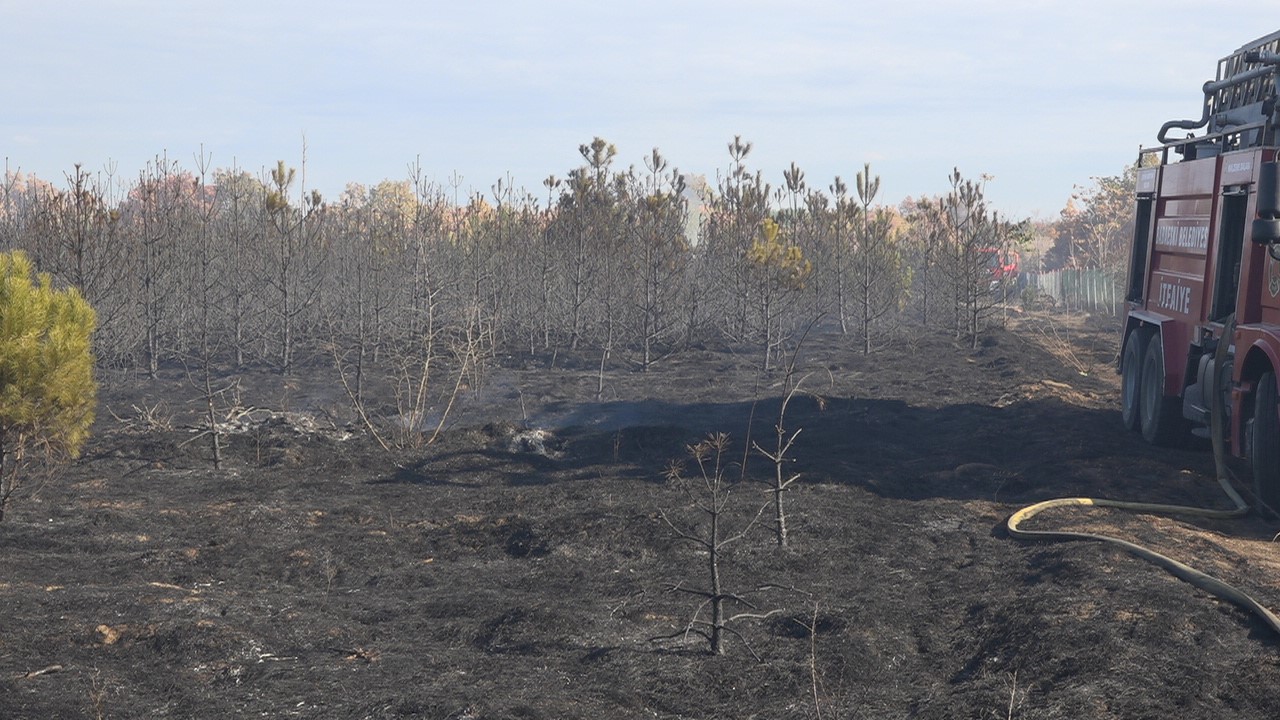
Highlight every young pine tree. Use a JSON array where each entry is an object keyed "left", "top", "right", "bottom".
[
  {"left": 0, "top": 250, "right": 97, "bottom": 521},
  {"left": 747, "top": 217, "right": 813, "bottom": 370}
]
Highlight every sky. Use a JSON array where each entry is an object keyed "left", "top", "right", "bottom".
[{"left": 0, "top": 1, "right": 1266, "bottom": 219}]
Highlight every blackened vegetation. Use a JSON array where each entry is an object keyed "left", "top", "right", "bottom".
[
  {"left": 4, "top": 316, "right": 1280, "bottom": 718},
  {"left": 657, "top": 433, "right": 783, "bottom": 658},
  {"left": 1, "top": 143, "right": 1021, "bottom": 391}
]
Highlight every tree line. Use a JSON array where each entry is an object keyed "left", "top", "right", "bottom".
[{"left": 0, "top": 137, "right": 1131, "bottom": 380}]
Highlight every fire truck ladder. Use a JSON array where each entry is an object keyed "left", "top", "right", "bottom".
[{"left": 1158, "top": 30, "right": 1280, "bottom": 153}]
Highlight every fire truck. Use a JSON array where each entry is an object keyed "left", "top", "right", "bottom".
[
  {"left": 1121, "top": 30, "right": 1280, "bottom": 507},
  {"left": 983, "top": 247, "right": 1020, "bottom": 288}
]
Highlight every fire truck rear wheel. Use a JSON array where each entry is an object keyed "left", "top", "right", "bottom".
[
  {"left": 1140, "top": 333, "right": 1184, "bottom": 445},
  {"left": 1250, "top": 371, "right": 1280, "bottom": 510},
  {"left": 1120, "top": 330, "right": 1144, "bottom": 432}
]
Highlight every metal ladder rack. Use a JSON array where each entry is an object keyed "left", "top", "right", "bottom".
[{"left": 1158, "top": 30, "right": 1280, "bottom": 153}]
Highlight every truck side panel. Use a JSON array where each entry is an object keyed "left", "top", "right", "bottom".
[{"left": 1142, "top": 156, "right": 1218, "bottom": 394}]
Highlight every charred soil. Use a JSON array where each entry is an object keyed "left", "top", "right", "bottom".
[{"left": 4, "top": 312, "right": 1280, "bottom": 719}]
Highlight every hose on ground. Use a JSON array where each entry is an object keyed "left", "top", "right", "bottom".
[{"left": 1007, "top": 315, "right": 1280, "bottom": 636}]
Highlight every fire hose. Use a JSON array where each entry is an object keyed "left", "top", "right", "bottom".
[{"left": 1006, "top": 315, "right": 1280, "bottom": 636}]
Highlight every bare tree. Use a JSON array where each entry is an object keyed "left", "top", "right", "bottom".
[
  {"left": 22, "top": 166, "right": 132, "bottom": 364},
  {"left": 797, "top": 188, "right": 836, "bottom": 328},
  {"left": 187, "top": 149, "right": 230, "bottom": 469},
  {"left": 212, "top": 165, "right": 267, "bottom": 368},
  {"left": 549, "top": 137, "right": 620, "bottom": 351},
  {"left": 700, "top": 137, "right": 772, "bottom": 343},
  {"left": 533, "top": 176, "right": 562, "bottom": 351},
  {"left": 913, "top": 170, "right": 1020, "bottom": 348},
  {"left": 658, "top": 433, "right": 780, "bottom": 656},
  {"left": 778, "top": 162, "right": 835, "bottom": 326},
  {"left": 262, "top": 156, "right": 327, "bottom": 374},
  {"left": 822, "top": 180, "right": 848, "bottom": 337},
  {"left": 123, "top": 154, "right": 195, "bottom": 376},
  {"left": 850, "top": 163, "right": 908, "bottom": 354},
  {"left": 752, "top": 364, "right": 821, "bottom": 547},
  {"left": 625, "top": 149, "right": 689, "bottom": 370},
  {"left": 498, "top": 179, "right": 555, "bottom": 355}
]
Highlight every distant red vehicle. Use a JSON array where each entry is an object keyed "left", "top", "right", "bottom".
[
  {"left": 985, "top": 248, "right": 1019, "bottom": 281},
  {"left": 1120, "top": 30, "right": 1280, "bottom": 505},
  {"left": 981, "top": 247, "right": 1019, "bottom": 291}
]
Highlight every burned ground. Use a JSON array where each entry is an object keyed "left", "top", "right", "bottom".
[{"left": 3, "top": 312, "right": 1280, "bottom": 719}]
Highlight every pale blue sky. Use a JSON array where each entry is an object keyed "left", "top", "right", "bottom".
[{"left": 0, "top": 1, "right": 1263, "bottom": 217}]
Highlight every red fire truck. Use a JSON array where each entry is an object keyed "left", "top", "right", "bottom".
[
  {"left": 983, "top": 247, "right": 1020, "bottom": 288},
  {"left": 1121, "top": 30, "right": 1280, "bottom": 506}
]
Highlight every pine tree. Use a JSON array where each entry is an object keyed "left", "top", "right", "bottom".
[
  {"left": 0, "top": 250, "right": 97, "bottom": 521},
  {"left": 746, "top": 217, "right": 812, "bottom": 369}
]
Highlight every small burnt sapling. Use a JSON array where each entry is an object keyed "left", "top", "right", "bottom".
[
  {"left": 747, "top": 321, "right": 825, "bottom": 547},
  {"left": 656, "top": 433, "right": 781, "bottom": 657},
  {"left": 751, "top": 331, "right": 826, "bottom": 547}
]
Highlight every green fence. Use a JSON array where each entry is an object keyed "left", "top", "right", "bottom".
[{"left": 1021, "top": 268, "right": 1121, "bottom": 315}]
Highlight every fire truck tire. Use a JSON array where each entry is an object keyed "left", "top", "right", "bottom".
[
  {"left": 1120, "top": 330, "right": 1144, "bottom": 432},
  {"left": 1140, "top": 333, "right": 1184, "bottom": 445},
  {"left": 1250, "top": 372, "right": 1280, "bottom": 510}
]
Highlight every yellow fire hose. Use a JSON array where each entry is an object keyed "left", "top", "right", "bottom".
[{"left": 1007, "top": 315, "right": 1280, "bottom": 636}]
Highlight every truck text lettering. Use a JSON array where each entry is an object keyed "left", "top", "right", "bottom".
[
  {"left": 1155, "top": 222, "right": 1210, "bottom": 252},
  {"left": 1156, "top": 281, "right": 1192, "bottom": 315}
]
